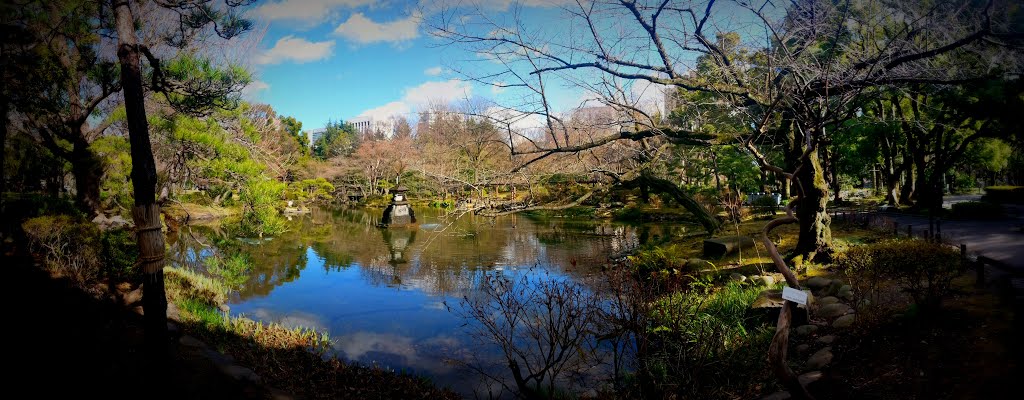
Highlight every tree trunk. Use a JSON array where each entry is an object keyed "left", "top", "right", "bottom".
[
  {"left": 71, "top": 141, "right": 103, "bottom": 216},
  {"left": 114, "top": 0, "right": 168, "bottom": 362},
  {"left": 628, "top": 176, "right": 720, "bottom": 234},
  {"left": 794, "top": 150, "right": 832, "bottom": 262}
]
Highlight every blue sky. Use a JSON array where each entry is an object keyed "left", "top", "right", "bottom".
[{"left": 243, "top": 0, "right": 577, "bottom": 130}]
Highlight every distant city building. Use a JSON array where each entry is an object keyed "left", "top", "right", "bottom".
[
  {"left": 350, "top": 115, "right": 398, "bottom": 138},
  {"left": 305, "top": 127, "right": 326, "bottom": 148}
]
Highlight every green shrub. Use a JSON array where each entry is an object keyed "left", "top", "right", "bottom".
[
  {"left": 238, "top": 177, "right": 286, "bottom": 237},
  {"left": 750, "top": 195, "right": 778, "bottom": 217},
  {"left": 203, "top": 252, "right": 251, "bottom": 289},
  {"left": 835, "top": 239, "right": 961, "bottom": 311},
  {"left": 100, "top": 228, "right": 140, "bottom": 281},
  {"left": 22, "top": 215, "right": 102, "bottom": 284},
  {"left": 285, "top": 178, "right": 335, "bottom": 203},
  {"left": 950, "top": 201, "right": 1004, "bottom": 219},
  {"left": 982, "top": 186, "right": 1024, "bottom": 204}
]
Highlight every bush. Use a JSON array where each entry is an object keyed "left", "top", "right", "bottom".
[
  {"left": 100, "top": 228, "right": 140, "bottom": 281},
  {"left": 237, "top": 177, "right": 286, "bottom": 237},
  {"left": 285, "top": 178, "right": 335, "bottom": 203},
  {"left": 950, "top": 201, "right": 1004, "bottom": 220},
  {"left": 203, "top": 252, "right": 252, "bottom": 289},
  {"left": 22, "top": 215, "right": 102, "bottom": 284},
  {"left": 750, "top": 195, "right": 779, "bottom": 217},
  {"left": 982, "top": 185, "right": 1024, "bottom": 204},
  {"left": 835, "top": 240, "right": 961, "bottom": 311}
]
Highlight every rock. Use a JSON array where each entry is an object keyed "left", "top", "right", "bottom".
[
  {"left": 729, "top": 273, "right": 748, "bottom": 283},
  {"left": 218, "top": 304, "right": 230, "bottom": 312},
  {"left": 823, "top": 280, "right": 844, "bottom": 296},
  {"left": 817, "top": 303, "right": 852, "bottom": 318},
  {"left": 806, "top": 347, "right": 834, "bottom": 369},
  {"left": 838, "top": 285, "right": 854, "bottom": 300},
  {"left": 796, "top": 344, "right": 810, "bottom": 353},
  {"left": 747, "top": 289, "right": 810, "bottom": 326},
  {"left": 703, "top": 235, "right": 755, "bottom": 258},
  {"left": 833, "top": 314, "right": 856, "bottom": 329},
  {"left": 122, "top": 287, "right": 143, "bottom": 306},
  {"left": 685, "top": 258, "right": 715, "bottom": 271},
  {"left": 805, "top": 276, "right": 831, "bottom": 290},
  {"left": 818, "top": 296, "right": 840, "bottom": 305},
  {"left": 817, "top": 335, "right": 836, "bottom": 344},
  {"left": 799, "top": 370, "right": 824, "bottom": 386},
  {"left": 221, "top": 365, "right": 261, "bottom": 383},
  {"left": 795, "top": 324, "right": 819, "bottom": 336},
  {"left": 760, "top": 275, "right": 776, "bottom": 286}
]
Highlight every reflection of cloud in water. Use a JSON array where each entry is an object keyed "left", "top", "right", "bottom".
[
  {"left": 247, "top": 308, "right": 328, "bottom": 333},
  {"left": 334, "top": 331, "right": 464, "bottom": 375},
  {"left": 422, "top": 300, "right": 447, "bottom": 310}
]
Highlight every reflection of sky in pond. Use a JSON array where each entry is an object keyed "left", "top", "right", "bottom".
[{"left": 174, "top": 208, "right": 693, "bottom": 396}]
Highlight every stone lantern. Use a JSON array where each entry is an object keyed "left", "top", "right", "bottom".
[{"left": 382, "top": 186, "right": 416, "bottom": 227}]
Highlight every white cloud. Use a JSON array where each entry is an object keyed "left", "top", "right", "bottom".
[
  {"left": 242, "top": 80, "right": 270, "bottom": 99},
  {"left": 257, "top": 35, "right": 335, "bottom": 64},
  {"left": 491, "top": 81, "right": 507, "bottom": 95},
  {"left": 403, "top": 80, "right": 472, "bottom": 106},
  {"left": 253, "top": 0, "right": 374, "bottom": 23},
  {"left": 424, "top": 66, "right": 443, "bottom": 76},
  {"left": 356, "top": 101, "right": 411, "bottom": 121},
  {"left": 333, "top": 12, "right": 420, "bottom": 44},
  {"left": 357, "top": 79, "right": 473, "bottom": 119}
]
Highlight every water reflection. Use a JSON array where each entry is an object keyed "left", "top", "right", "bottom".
[{"left": 166, "top": 207, "right": 691, "bottom": 395}]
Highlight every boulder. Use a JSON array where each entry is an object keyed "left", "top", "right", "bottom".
[
  {"left": 838, "top": 285, "right": 854, "bottom": 300},
  {"left": 833, "top": 314, "right": 856, "bottom": 329},
  {"left": 806, "top": 347, "right": 833, "bottom": 369},
  {"left": 823, "top": 280, "right": 844, "bottom": 296},
  {"left": 817, "top": 335, "right": 836, "bottom": 344},
  {"left": 729, "top": 273, "right": 748, "bottom": 283},
  {"left": 795, "top": 324, "right": 819, "bottom": 336},
  {"left": 703, "top": 235, "right": 755, "bottom": 258},
  {"left": 796, "top": 344, "right": 810, "bottom": 353},
  {"left": 747, "top": 289, "right": 810, "bottom": 326},
  {"left": 760, "top": 275, "right": 776, "bottom": 286},
  {"left": 805, "top": 276, "right": 831, "bottom": 290},
  {"left": 817, "top": 296, "right": 840, "bottom": 306},
  {"left": 817, "top": 303, "right": 852, "bottom": 318}
]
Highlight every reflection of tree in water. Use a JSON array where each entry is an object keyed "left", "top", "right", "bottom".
[{"left": 168, "top": 207, "right": 693, "bottom": 300}]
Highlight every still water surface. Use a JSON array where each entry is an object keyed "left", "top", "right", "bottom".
[{"left": 168, "top": 207, "right": 691, "bottom": 395}]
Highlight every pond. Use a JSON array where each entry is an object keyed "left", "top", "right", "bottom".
[{"left": 167, "top": 207, "right": 693, "bottom": 396}]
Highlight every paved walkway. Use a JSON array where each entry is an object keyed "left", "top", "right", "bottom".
[{"left": 876, "top": 208, "right": 1024, "bottom": 270}]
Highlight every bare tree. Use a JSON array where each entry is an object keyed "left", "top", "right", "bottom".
[
  {"left": 429, "top": 0, "right": 1021, "bottom": 259},
  {"left": 430, "top": 1, "right": 1021, "bottom": 397}
]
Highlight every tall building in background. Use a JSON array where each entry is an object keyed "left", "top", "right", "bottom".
[{"left": 350, "top": 116, "right": 397, "bottom": 138}]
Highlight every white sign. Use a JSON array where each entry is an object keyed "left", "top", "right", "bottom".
[{"left": 782, "top": 287, "right": 808, "bottom": 305}]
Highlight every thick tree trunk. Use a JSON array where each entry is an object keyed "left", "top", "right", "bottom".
[
  {"left": 71, "top": 142, "right": 103, "bottom": 216},
  {"left": 114, "top": 0, "right": 168, "bottom": 362},
  {"left": 794, "top": 150, "right": 832, "bottom": 262}
]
